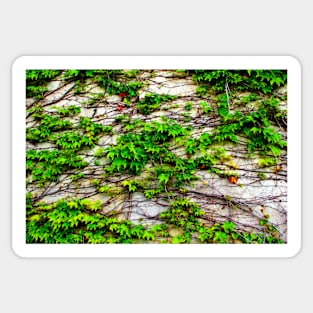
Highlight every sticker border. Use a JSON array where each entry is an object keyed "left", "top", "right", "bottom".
[{"left": 12, "top": 56, "right": 301, "bottom": 258}]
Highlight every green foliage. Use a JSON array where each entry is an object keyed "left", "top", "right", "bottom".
[
  {"left": 144, "top": 186, "right": 164, "bottom": 199},
  {"left": 207, "top": 93, "right": 287, "bottom": 156},
  {"left": 123, "top": 70, "right": 140, "bottom": 78},
  {"left": 115, "top": 114, "right": 129, "bottom": 122},
  {"left": 184, "top": 102, "right": 193, "bottom": 111},
  {"left": 193, "top": 70, "right": 287, "bottom": 94},
  {"left": 26, "top": 106, "right": 112, "bottom": 185},
  {"left": 55, "top": 131, "right": 94, "bottom": 150},
  {"left": 240, "top": 111, "right": 287, "bottom": 154},
  {"left": 94, "top": 148, "right": 106, "bottom": 158},
  {"left": 195, "top": 85, "right": 207, "bottom": 96},
  {"left": 63, "top": 69, "right": 82, "bottom": 78},
  {"left": 185, "top": 139, "right": 198, "bottom": 155},
  {"left": 156, "top": 198, "right": 283, "bottom": 244},
  {"left": 193, "top": 70, "right": 243, "bottom": 93},
  {"left": 258, "top": 158, "right": 277, "bottom": 168},
  {"left": 106, "top": 135, "right": 148, "bottom": 175},
  {"left": 26, "top": 115, "right": 73, "bottom": 143},
  {"left": 160, "top": 198, "right": 204, "bottom": 232},
  {"left": 214, "top": 122, "right": 240, "bottom": 144},
  {"left": 122, "top": 180, "right": 141, "bottom": 192},
  {"left": 26, "top": 149, "right": 88, "bottom": 183},
  {"left": 258, "top": 172, "right": 267, "bottom": 180},
  {"left": 26, "top": 70, "right": 60, "bottom": 81},
  {"left": 56, "top": 105, "right": 81, "bottom": 116},
  {"left": 198, "top": 133, "right": 213, "bottom": 150},
  {"left": 78, "top": 117, "right": 113, "bottom": 136},
  {"left": 240, "top": 93, "right": 259, "bottom": 103},
  {"left": 61, "top": 69, "right": 142, "bottom": 100},
  {"left": 26, "top": 106, "right": 101, "bottom": 145},
  {"left": 105, "top": 120, "right": 189, "bottom": 176},
  {"left": 107, "top": 79, "right": 143, "bottom": 99},
  {"left": 26, "top": 197, "right": 155, "bottom": 243},
  {"left": 200, "top": 101, "right": 213, "bottom": 114},
  {"left": 137, "top": 93, "right": 177, "bottom": 115},
  {"left": 26, "top": 70, "right": 61, "bottom": 98}
]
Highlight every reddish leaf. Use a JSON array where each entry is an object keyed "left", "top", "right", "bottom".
[
  {"left": 228, "top": 176, "right": 238, "bottom": 184},
  {"left": 118, "top": 92, "right": 127, "bottom": 100}
]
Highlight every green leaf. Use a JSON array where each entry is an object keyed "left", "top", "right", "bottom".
[
  {"left": 259, "top": 219, "right": 268, "bottom": 226},
  {"left": 112, "top": 158, "right": 128, "bottom": 171},
  {"left": 158, "top": 173, "right": 170, "bottom": 184},
  {"left": 269, "top": 146, "right": 281, "bottom": 157},
  {"left": 142, "top": 230, "right": 154, "bottom": 241},
  {"left": 213, "top": 231, "right": 228, "bottom": 243},
  {"left": 221, "top": 221, "right": 235, "bottom": 233}
]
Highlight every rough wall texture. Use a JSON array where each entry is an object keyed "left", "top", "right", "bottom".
[{"left": 26, "top": 70, "right": 287, "bottom": 244}]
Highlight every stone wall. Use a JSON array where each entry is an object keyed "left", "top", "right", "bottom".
[{"left": 26, "top": 70, "right": 287, "bottom": 243}]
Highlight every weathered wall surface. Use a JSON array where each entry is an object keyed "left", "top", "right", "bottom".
[{"left": 26, "top": 70, "right": 287, "bottom": 243}]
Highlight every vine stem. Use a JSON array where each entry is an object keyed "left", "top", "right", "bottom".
[{"left": 225, "top": 81, "right": 230, "bottom": 112}]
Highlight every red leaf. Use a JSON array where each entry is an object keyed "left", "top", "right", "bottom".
[
  {"left": 118, "top": 92, "right": 127, "bottom": 100},
  {"left": 228, "top": 176, "right": 238, "bottom": 184}
]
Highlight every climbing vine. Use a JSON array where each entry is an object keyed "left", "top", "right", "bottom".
[{"left": 25, "top": 69, "right": 287, "bottom": 244}]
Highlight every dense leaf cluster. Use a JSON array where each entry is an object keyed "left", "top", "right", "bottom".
[
  {"left": 26, "top": 195, "right": 282, "bottom": 244},
  {"left": 193, "top": 70, "right": 287, "bottom": 94}
]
